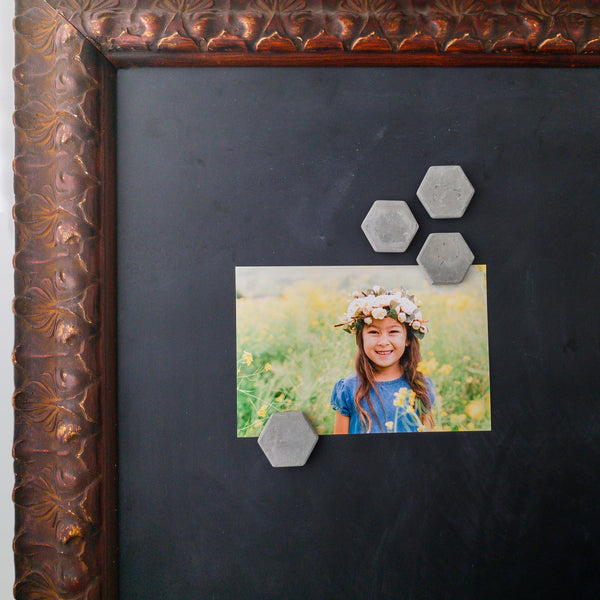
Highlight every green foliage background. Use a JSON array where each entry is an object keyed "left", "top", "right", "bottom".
[{"left": 236, "top": 266, "right": 491, "bottom": 436}]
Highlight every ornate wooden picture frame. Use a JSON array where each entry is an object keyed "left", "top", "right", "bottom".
[{"left": 13, "top": 1, "right": 600, "bottom": 598}]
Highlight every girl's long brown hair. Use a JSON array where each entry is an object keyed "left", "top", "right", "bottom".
[{"left": 354, "top": 325, "right": 434, "bottom": 432}]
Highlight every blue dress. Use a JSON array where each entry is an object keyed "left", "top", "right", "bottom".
[{"left": 330, "top": 373, "right": 436, "bottom": 434}]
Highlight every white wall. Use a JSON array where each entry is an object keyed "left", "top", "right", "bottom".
[{"left": 1, "top": 3, "right": 15, "bottom": 596}]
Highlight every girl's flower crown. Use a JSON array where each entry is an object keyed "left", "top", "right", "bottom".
[{"left": 335, "top": 286, "right": 428, "bottom": 339}]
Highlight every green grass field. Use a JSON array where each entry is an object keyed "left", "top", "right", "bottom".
[{"left": 236, "top": 267, "right": 491, "bottom": 436}]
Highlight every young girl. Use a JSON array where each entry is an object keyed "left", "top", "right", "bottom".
[{"left": 331, "top": 286, "right": 435, "bottom": 434}]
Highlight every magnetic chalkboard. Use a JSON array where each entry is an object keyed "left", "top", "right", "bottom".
[{"left": 117, "top": 68, "right": 600, "bottom": 599}]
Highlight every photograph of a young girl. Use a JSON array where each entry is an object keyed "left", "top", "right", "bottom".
[
  {"left": 236, "top": 265, "right": 491, "bottom": 436},
  {"left": 331, "top": 287, "right": 434, "bottom": 434}
]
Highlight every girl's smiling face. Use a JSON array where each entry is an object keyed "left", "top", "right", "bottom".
[{"left": 361, "top": 317, "right": 408, "bottom": 379}]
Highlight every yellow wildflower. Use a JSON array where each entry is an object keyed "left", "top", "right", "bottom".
[
  {"left": 418, "top": 357, "right": 438, "bottom": 376},
  {"left": 264, "top": 362, "right": 272, "bottom": 372},
  {"left": 257, "top": 405, "right": 268, "bottom": 418},
  {"left": 275, "top": 394, "right": 285, "bottom": 403},
  {"left": 465, "top": 400, "right": 486, "bottom": 421},
  {"left": 438, "top": 363, "right": 453, "bottom": 375},
  {"left": 242, "top": 350, "right": 253, "bottom": 366},
  {"left": 408, "top": 390, "right": 416, "bottom": 408},
  {"left": 450, "top": 413, "right": 467, "bottom": 425},
  {"left": 393, "top": 388, "right": 408, "bottom": 406}
]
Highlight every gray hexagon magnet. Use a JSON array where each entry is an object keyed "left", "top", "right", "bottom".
[
  {"left": 361, "top": 201, "right": 419, "bottom": 253},
  {"left": 417, "top": 232, "right": 474, "bottom": 285},
  {"left": 258, "top": 411, "right": 318, "bottom": 467},
  {"left": 417, "top": 166, "right": 474, "bottom": 219}
]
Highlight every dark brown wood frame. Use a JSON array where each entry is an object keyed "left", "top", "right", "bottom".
[{"left": 12, "top": 1, "right": 600, "bottom": 598}]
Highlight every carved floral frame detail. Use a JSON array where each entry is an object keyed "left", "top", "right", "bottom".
[{"left": 12, "top": 1, "right": 600, "bottom": 598}]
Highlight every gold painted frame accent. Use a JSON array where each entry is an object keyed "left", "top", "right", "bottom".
[{"left": 13, "top": 1, "right": 600, "bottom": 597}]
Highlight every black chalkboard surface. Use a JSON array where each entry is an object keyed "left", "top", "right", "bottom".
[{"left": 117, "top": 68, "right": 600, "bottom": 599}]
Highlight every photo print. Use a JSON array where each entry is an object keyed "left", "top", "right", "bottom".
[{"left": 236, "top": 265, "right": 491, "bottom": 436}]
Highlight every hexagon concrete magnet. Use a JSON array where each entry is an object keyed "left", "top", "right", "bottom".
[
  {"left": 258, "top": 411, "right": 318, "bottom": 467},
  {"left": 417, "top": 166, "right": 474, "bottom": 218},
  {"left": 417, "top": 233, "right": 474, "bottom": 285},
  {"left": 361, "top": 201, "right": 419, "bottom": 253}
]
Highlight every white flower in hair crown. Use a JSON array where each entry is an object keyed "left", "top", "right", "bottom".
[{"left": 335, "top": 286, "right": 428, "bottom": 339}]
